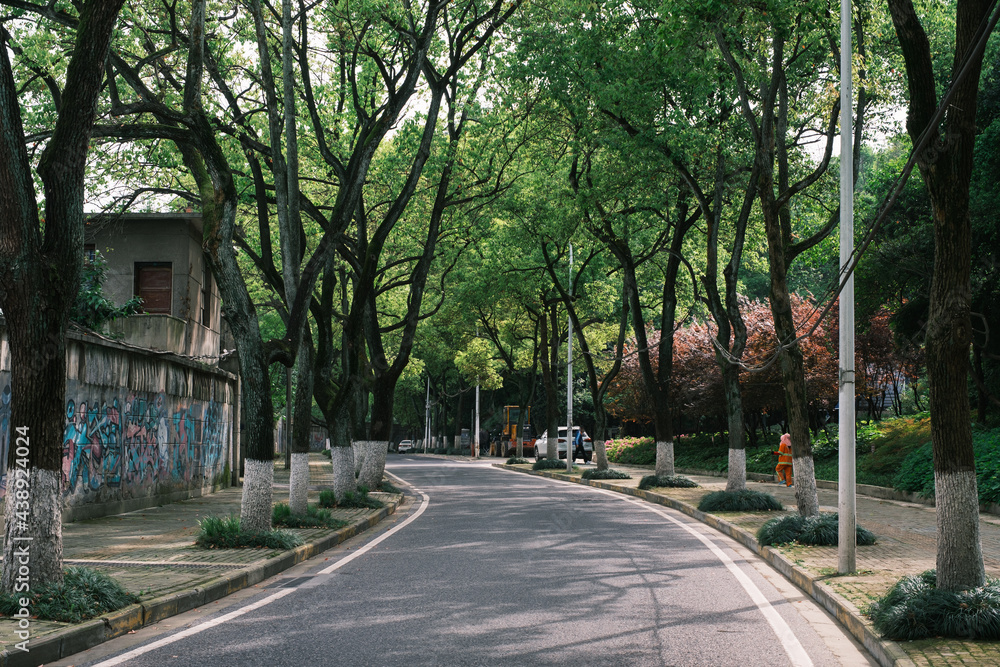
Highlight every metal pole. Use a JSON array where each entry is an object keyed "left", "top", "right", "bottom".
[
  {"left": 566, "top": 243, "right": 574, "bottom": 473},
  {"left": 424, "top": 376, "right": 431, "bottom": 453},
  {"left": 474, "top": 384, "right": 480, "bottom": 458},
  {"left": 838, "top": 0, "right": 857, "bottom": 574}
]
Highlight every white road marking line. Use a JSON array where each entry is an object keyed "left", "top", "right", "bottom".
[
  {"left": 90, "top": 588, "right": 297, "bottom": 667},
  {"left": 592, "top": 487, "right": 814, "bottom": 667},
  {"left": 91, "top": 480, "right": 429, "bottom": 666}
]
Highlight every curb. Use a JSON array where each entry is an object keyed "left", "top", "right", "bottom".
[
  {"left": 0, "top": 498, "right": 400, "bottom": 667},
  {"left": 498, "top": 464, "right": 915, "bottom": 667}
]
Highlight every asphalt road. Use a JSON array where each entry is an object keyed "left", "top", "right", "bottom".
[{"left": 59, "top": 458, "right": 877, "bottom": 666}]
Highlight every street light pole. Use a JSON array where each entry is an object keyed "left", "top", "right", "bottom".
[
  {"left": 567, "top": 243, "right": 574, "bottom": 473},
  {"left": 838, "top": 0, "right": 857, "bottom": 574}
]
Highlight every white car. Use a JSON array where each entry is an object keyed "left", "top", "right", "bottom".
[
  {"left": 534, "top": 427, "right": 592, "bottom": 463},
  {"left": 397, "top": 439, "right": 414, "bottom": 453}
]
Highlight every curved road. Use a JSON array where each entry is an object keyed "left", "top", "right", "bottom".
[{"left": 58, "top": 457, "right": 876, "bottom": 666}]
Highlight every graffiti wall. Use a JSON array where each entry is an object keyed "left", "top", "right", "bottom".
[{"left": 0, "top": 322, "right": 236, "bottom": 520}]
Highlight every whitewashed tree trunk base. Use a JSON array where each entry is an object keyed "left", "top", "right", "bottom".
[
  {"left": 655, "top": 440, "right": 675, "bottom": 478},
  {"left": 2, "top": 468, "right": 63, "bottom": 591},
  {"left": 352, "top": 441, "right": 365, "bottom": 476},
  {"left": 936, "top": 469, "right": 985, "bottom": 590},
  {"left": 289, "top": 452, "right": 310, "bottom": 515},
  {"left": 357, "top": 440, "right": 387, "bottom": 490},
  {"left": 792, "top": 456, "right": 819, "bottom": 516},
  {"left": 331, "top": 447, "right": 357, "bottom": 502},
  {"left": 240, "top": 458, "right": 274, "bottom": 532},
  {"left": 726, "top": 448, "right": 747, "bottom": 492}
]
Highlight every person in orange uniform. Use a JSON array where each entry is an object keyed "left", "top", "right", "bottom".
[{"left": 773, "top": 433, "right": 793, "bottom": 487}]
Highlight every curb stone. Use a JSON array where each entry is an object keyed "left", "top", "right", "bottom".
[
  {"left": 0, "top": 497, "right": 400, "bottom": 667},
  {"left": 498, "top": 464, "right": 915, "bottom": 667}
]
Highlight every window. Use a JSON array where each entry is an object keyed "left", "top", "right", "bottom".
[
  {"left": 201, "top": 263, "right": 212, "bottom": 327},
  {"left": 134, "top": 262, "right": 172, "bottom": 314},
  {"left": 84, "top": 244, "right": 96, "bottom": 264}
]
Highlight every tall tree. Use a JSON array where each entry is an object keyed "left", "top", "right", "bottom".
[
  {"left": 886, "top": 0, "right": 998, "bottom": 591},
  {"left": 0, "top": 0, "right": 126, "bottom": 589}
]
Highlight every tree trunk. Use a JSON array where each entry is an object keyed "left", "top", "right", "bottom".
[
  {"left": 722, "top": 362, "right": 747, "bottom": 492},
  {"left": 288, "top": 340, "right": 313, "bottom": 515},
  {"left": 0, "top": 0, "right": 126, "bottom": 590},
  {"left": 887, "top": 0, "right": 991, "bottom": 591}
]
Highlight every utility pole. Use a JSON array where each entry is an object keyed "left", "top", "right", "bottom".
[
  {"left": 566, "top": 243, "right": 574, "bottom": 473},
  {"left": 838, "top": 0, "right": 857, "bottom": 574}
]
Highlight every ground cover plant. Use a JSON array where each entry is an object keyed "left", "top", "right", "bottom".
[
  {"left": 581, "top": 468, "right": 631, "bottom": 480},
  {"left": 196, "top": 514, "right": 303, "bottom": 549},
  {"left": 757, "top": 513, "right": 877, "bottom": 546},
  {"left": 272, "top": 503, "right": 348, "bottom": 529},
  {"left": 867, "top": 570, "right": 1000, "bottom": 640},
  {"left": 378, "top": 480, "right": 402, "bottom": 494},
  {"left": 318, "top": 487, "right": 384, "bottom": 509},
  {"left": 894, "top": 424, "right": 1000, "bottom": 503},
  {"left": 533, "top": 458, "right": 571, "bottom": 471},
  {"left": 698, "top": 489, "right": 783, "bottom": 512},
  {"left": 0, "top": 566, "right": 139, "bottom": 623},
  {"left": 638, "top": 474, "right": 698, "bottom": 490},
  {"left": 506, "top": 456, "right": 530, "bottom": 465}
]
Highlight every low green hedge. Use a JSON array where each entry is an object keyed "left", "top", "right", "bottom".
[
  {"left": 638, "top": 474, "right": 698, "bottom": 490},
  {"left": 581, "top": 468, "right": 631, "bottom": 480}
]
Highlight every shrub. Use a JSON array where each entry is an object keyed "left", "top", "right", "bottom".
[
  {"left": 698, "top": 489, "right": 784, "bottom": 512},
  {"left": 0, "top": 567, "right": 139, "bottom": 623},
  {"left": 605, "top": 437, "right": 656, "bottom": 465},
  {"left": 195, "top": 515, "right": 303, "bottom": 550},
  {"left": 638, "top": 474, "right": 698, "bottom": 490},
  {"left": 318, "top": 487, "right": 384, "bottom": 509},
  {"left": 506, "top": 456, "right": 529, "bottom": 465},
  {"left": 581, "top": 468, "right": 632, "bottom": 480},
  {"left": 320, "top": 449, "right": 332, "bottom": 459},
  {"left": 868, "top": 570, "right": 1000, "bottom": 640},
  {"left": 272, "top": 503, "right": 347, "bottom": 529},
  {"left": 757, "top": 513, "right": 877, "bottom": 546},
  {"left": 533, "top": 458, "right": 570, "bottom": 471}
]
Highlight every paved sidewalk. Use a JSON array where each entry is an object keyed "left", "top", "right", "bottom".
[
  {"left": 0, "top": 455, "right": 400, "bottom": 667},
  {"left": 501, "top": 461, "right": 1000, "bottom": 667}
]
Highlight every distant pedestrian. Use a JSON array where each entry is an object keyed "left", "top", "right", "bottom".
[{"left": 773, "top": 433, "right": 793, "bottom": 487}]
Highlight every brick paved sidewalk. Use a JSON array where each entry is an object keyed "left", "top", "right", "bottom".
[
  {"left": 502, "top": 462, "right": 1000, "bottom": 667},
  {"left": 0, "top": 456, "right": 400, "bottom": 667}
]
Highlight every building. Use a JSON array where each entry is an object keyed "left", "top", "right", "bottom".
[{"left": 85, "top": 212, "right": 222, "bottom": 361}]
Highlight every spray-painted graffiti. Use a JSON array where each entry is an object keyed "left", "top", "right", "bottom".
[{"left": 0, "top": 383, "right": 229, "bottom": 505}]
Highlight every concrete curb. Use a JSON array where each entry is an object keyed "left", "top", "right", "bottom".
[
  {"left": 0, "top": 498, "right": 400, "bottom": 667},
  {"left": 499, "top": 464, "right": 915, "bottom": 667}
]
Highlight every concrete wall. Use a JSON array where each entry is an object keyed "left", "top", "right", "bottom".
[
  {"left": 86, "top": 213, "right": 221, "bottom": 359},
  {"left": 0, "top": 320, "right": 238, "bottom": 522}
]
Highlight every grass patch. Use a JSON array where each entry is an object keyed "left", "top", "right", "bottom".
[
  {"left": 638, "top": 474, "right": 698, "bottom": 490},
  {"left": 378, "top": 480, "right": 402, "bottom": 494},
  {"left": 533, "top": 458, "right": 571, "bottom": 471},
  {"left": 868, "top": 570, "right": 1000, "bottom": 640},
  {"left": 272, "top": 503, "right": 348, "bottom": 529},
  {"left": 0, "top": 567, "right": 139, "bottom": 623},
  {"left": 757, "top": 513, "right": 877, "bottom": 546},
  {"left": 506, "top": 456, "right": 530, "bottom": 465},
  {"left": 581, "top": 468, "right": 632, "bottom": 480},
  {"left": 698, "top": 489, "right": 783, "bottom": 512},
  {"left": 195, "top": 514, "right": 303, "bottom": 550},
  {"left": 318, "top": 487, "right": 385, "bottom": 509}
]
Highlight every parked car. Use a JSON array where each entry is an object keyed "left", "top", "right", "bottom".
[
  {"left": 534, "top": 427, "right": 592, "bottom": 463},
  {"left": 397, "top": 439, "right": 414, "bottom": 453}
]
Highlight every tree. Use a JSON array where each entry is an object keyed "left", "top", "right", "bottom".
[
  {"left": 886, "top": 0, "right": 998, "bottom": 591},
  {"left": 0, "top": 0, "right": 126, "bottom": 590}
]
